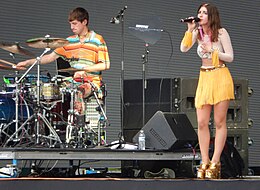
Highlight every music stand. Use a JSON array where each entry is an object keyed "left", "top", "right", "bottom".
[
  {"left": 56, "top": 57, "right": 71, "bottom": 77},
  {"left": 128, "top": 16, "right": 163, "bottom": 128}
]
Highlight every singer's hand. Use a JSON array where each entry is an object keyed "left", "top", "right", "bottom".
[{"left": 187, "top": 17, "right": 196, "bottom": 32}]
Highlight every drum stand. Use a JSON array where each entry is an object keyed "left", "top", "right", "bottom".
[
  {"left": 4, "top": 48, "right": 62, "bottom": 147},
  {"left": 88, "top": 81, "right": 109, "bottom": 146},
  {"left": 65, "top": 80, "right": 109, "bottom": 147},
  {"left": 1, "top": 76, "right": 32, "bottom": 144},
  {"left": 1, "top": 54, "right": 32, "bottom": 146},
  {"left": 65, "top": 81, "right": 78, "bottom": 146}
]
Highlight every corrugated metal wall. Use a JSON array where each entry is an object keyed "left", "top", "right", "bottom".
[{"left": 0, "top": 0, "right": 259, "bottom": 167}]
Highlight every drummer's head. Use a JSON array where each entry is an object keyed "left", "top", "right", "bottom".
[{"left": 68, "top": 7, "right": 89, "bottom": 26}]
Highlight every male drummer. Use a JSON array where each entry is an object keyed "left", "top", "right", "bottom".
[{"left": 16, "top": 7, "right": 110, "bottom": 115}]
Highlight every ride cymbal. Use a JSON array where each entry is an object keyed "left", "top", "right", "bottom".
[
  {"left": 26, "top": 37, "right": 69, "bottom": 49},
  {"left": 0, "top": 41, "right": 35, "bottom": 57}
]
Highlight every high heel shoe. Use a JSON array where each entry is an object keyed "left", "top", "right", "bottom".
[
  {"left": 205, "top": 162, "right": 221, "bottom": 179},
  {"left": 197, "top": 162, "right": 210, "bottom": 179}
]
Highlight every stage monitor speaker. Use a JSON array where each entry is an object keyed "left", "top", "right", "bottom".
[{"left": 133, "top": 111, "right": 198, "bottom": 150}]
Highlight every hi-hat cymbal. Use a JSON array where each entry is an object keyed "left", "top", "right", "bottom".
[
  {"left": 0, "top": 42, "right": 35, "bottom": 57},
  {"left": 58, "top": 68, "right": 84, "bottom": 73},
  {"left": 26, "top": 37, "right": 69, "bottom": 49}
]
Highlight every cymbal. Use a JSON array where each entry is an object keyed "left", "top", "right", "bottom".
[
  {"left": 58, "top": 68, "right": 84, "bottom": 73},
  {"left": 0, "top": 42, "right": 35, "bottom": 57},
  {"left": 26, "top": 37, "right": 69, "bottom": 49}
]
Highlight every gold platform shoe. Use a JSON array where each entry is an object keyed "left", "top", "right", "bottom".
[
  {"left": 197, "top": 162, "right": 210, "bottom": 179},
  {"left": 205, "top": 162, "right": 221, "bottom": 179}
]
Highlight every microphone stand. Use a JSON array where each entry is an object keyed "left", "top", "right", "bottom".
[
  {"left": 110, "top": 6, "right": 127, "bottom": 144},
  {"left": 142, "top": 44, "right": 149, "bottom": 128}
]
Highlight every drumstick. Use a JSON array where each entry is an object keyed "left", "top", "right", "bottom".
[{"left": 0, "top": 59, "right": 16, "bottom": 67}]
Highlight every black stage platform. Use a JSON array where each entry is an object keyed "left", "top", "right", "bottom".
[
  {"left": 0, "top": 147, "right": 200, "bottom": 161},
  {"left": 0, "top": 148, "right": 260, "bottom": 190},
  {"left": 0, "top": 177, "right": 260, "bottom": 190}
]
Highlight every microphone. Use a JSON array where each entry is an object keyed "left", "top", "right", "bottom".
[
  {"left": 180, "top": 17, "right": 200, "bottom": 23},
  {"left": 110, "top": 6, "right": 128, "bottom": 24}
]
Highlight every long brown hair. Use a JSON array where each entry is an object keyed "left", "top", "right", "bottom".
[{"left": 197, "top": 3, "right": 222, "bottom": 42}]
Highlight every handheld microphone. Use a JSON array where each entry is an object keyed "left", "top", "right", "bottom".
[
  {"left": 180, "top": 17, "right": 200, "bottom": 23},
  {"left": 110, "top": 6, "right": 127, "bottom": 24}
]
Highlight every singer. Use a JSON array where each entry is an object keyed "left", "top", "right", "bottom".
[
  {"left": 17, "top": 7, "right": 110, "bottom": 115},
  {"left": 180, "top": 3, "right": 234, "bottom": 179}
]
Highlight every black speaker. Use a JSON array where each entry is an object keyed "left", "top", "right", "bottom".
[
  {"left": 123, "top": 78, "right": 174, "bottom": 130},
  {"left": 133, "top": 111, "right": 198, "bottom": 150}
]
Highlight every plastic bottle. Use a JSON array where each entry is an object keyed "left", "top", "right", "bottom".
[{"left": 138, "top": 130, "right": 145, "bottom": 150}]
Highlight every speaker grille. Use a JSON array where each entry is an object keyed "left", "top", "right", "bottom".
[{"left": 149, "top": 128, "right": 167, "bottom": 148}]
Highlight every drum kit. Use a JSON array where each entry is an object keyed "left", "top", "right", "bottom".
[{"left": 0, "top": 35, "right": 108, "bottom": 148}]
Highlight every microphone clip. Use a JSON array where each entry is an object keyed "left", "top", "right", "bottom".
[{"left": 110, "top": 6, "right": 128, "bottom": 24}]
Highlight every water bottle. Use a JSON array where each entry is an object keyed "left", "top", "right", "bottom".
[{"left": 138, "top": 130, "right": 145, "bottom": 150}]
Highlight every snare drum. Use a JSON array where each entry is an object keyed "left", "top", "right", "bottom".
[
  {"left": 27, "top": 83, "right": 61, "bottom": 101},
  {"left": 41, "top": 83, "right": 60, "bottom": 100}
]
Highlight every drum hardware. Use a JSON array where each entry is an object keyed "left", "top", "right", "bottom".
[
  {"left": 87, "top": 80, "right": 109, "bottom": 146},
  {"left": 61, "top": 76, "right": 109, "bottom": 147},
  {"left": 0, "top": 51, "right": 33, "bottom": 146},
  {"left": 62, "top": 80, "right": 91, "bottom": 148},
  {"left": 4, "top": 39, "right": 63, "bottom": 147},
  {"left": 0, "top": 85, "right": 33, "bottom": 146},
  {"left": 64, "top": 82, "right": 78, "bottom": 146}
]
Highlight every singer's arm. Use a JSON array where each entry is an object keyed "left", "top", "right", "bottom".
[
  {"left": 180, "top": 29, "right": 198, "bottom": 52},
  {"left": 218, "top": 28, "right": 234, "bottom": 63}
]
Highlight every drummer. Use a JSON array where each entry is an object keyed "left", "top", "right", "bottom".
[{"left": 16, "top": 7, "right": 110, "bottom": 115}]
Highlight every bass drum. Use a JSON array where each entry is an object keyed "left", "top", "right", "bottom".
[
  {"left": 0, "top": 95, "right": 15, "bottom": 123},
  {"left": 0, "top": 94, "right": 33, "bottom": 123}
]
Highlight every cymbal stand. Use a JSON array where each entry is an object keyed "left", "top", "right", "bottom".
[
  {"left": 87, "top": 80, "right": 109, "bottom": 146},
  {"left": 65, "top": 81, "right": 77, "bottom": 145},
  {"left": 1, "top": 53, "right": 31, "bottom": 144},
  {"left": 5, "top": 48, "right": 62, "bottom": 147}
]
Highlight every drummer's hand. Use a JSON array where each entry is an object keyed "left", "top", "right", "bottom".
[
  {"left": 16, "top": 61, "right": 29, "bottom": 70},
  {"left": 74, "top": 71, "right": 86, "bottom": 78}
]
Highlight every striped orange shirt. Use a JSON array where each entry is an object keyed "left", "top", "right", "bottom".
[{"left": 54, "top": 31, "right": 110, "bottom": 86}]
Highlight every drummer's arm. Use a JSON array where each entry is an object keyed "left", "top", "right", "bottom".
[
  {"left": 83, "top": 61, "right": 110, "bottom": 72},
  {"left": 16, "top": 52, "right": 59, "bottom": 69}
]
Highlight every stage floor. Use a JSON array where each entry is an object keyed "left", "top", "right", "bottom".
[
  {"left": 0, "top": 177, "right": 260, "bottom": 190},
  {"left": 1, "top": 147, "right": 258, "bottom": 190},
  {"left": 0, "top": 147, "right": 200, "bottom": 161}
]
